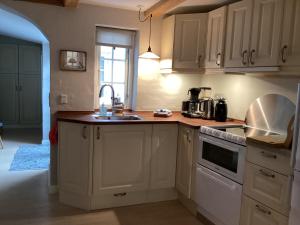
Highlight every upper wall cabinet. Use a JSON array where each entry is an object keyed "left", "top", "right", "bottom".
[
  {"left": 225, "top": 0, "right": 284, "bottom": 70},
  {"left": 249, "top": 0, "right": 284, "bottom": 67},
  {"left": 280, "top": 0, "right": 300, "bottom": 66},
  {"left": 205, "top": 6, "right": 227, "bottom": 69},
  {"left": 225, "top": 0, "right": 253, "bottom": 68},
  {"left": 160, "top": 13, "right": 208, "bottom": 72}
]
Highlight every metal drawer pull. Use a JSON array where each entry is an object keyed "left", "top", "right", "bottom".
[
  {"left": 259, "top": 169, "right": 275, "bottom": 178},
  {"left": 216, "top": 53, "right": 221, "bottom": 66},
  {"left": 260, "top": 151, "right": 277, "bottom": 159},
  {"left": 113, "top": 192, "right": 127, "bottom": 197},
  {"left": 255, "top": 204, "right": 271, "bottom": 215},
  {"left": 242, "top": 50, "right": 248, "bottom": 65},
  {"left": 96, "top": 127, "right": 100, "bottom": 140},
  {"left": 281, "top": 45, "right": 288, "bottom": 63},
  {"left": 82, "top": 126, "right": 87, "bottom": 139},
  {"left": 250, "top": 49, "right": 255, "bottom": 65},
  {"left": 197, "top": 55, "right": 202, "bottom": 68}
]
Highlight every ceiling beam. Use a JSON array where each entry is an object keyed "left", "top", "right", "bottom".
[
  {"left": 14, "top": 0, "right": 63, "bottom": 6},
  {"left": 145, "top": 0, "right": 187, "bottom": 17},
  {"left": 62, "top": 0, "right": 79, "bottom": 7}
]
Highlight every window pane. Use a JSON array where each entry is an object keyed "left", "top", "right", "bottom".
[
  {"left": 113, "top": 84, "right": 125, "bottom": 103},
  {"left": 113, "top": 61, "right": 126, "bottom": 82},
  {"left": 114, "top": 47, "right": 126, "bottom": 60},
  {"left": 100, "top": 46, "right": 113, "bottom": 59},
  {"left": 101, "top": 60, "right": 112, "bottom": 82}
]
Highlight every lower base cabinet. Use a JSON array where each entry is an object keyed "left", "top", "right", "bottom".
[
  {"left": 240, "top": 196, "right": 289, "bottom": 225},
  {"left": 58, "top": 122, "right": 178, "bottom": 210}
]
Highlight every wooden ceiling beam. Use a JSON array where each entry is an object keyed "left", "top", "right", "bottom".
[
  {"left": 15, "top": 0, "right": 63, "bottom": 6},
  {"left": 62, "top": 0, "right": 79, "bottom": 8},
  {"left": 144, "top": 0, "right": 187, "bottom": 17}
]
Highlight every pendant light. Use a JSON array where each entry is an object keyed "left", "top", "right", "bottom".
[{"left": 138, "top": 8, "right": 160, "bottom": 59}]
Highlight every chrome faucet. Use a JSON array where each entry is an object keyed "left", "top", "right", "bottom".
[{"left": 99, "top": 84, "right": 115, "bottom": 111}]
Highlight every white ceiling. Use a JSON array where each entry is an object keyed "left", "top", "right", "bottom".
[{"left": 80, "top": 0, "right": 160, "bottom": 11}]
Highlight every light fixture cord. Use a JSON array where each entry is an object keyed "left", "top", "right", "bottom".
[{"left": 138, "top": 8, "right": 152, "bottom": 50}]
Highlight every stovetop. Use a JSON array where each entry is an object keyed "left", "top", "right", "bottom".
[{"left": 200, "top": 125, "right": 280, "bottom": 146}]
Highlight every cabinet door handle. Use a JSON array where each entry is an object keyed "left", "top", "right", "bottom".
[
  {"left": 260, "top": 151, "right": 277, "bottom": 159},
  {"left": 242, "top": 50, "right": 248, "bottom": 65},
  {"left": 197, "top": 55, "right": 202, "bottom": 68},
  {"left": 281, "top": 45, "right": 288, "bottom": 63},
  {"left": 82, "top": 126, "right": 87, "bottom": 139},
  {"left": 255, "top": 204, "right": 271, "bottom": 215},
  {"left": 113, "top": 192, "right": 127, "bottom": 197},
  {"left": 216, "top": 53, "right": 221, "bottom": 66},
  {"left": 96, "top": 127, "right": 100, "bottom": 140},
  {"left": 249, "top": 49, "right": 256, "bottom": 65},
  {"left": 259, "top": 169, "right": 275, "bottom": 178},
  {"left": 15, "top": 85, "right": 19, "bottom": 91}
]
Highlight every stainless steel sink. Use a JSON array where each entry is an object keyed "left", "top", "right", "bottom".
[{"left": 93, "top": 115, "right": 143, "bottom": 121}]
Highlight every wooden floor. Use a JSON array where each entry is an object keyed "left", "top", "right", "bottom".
[
  {"left": 0, "top": 173, "right": 203, "bottom": 225},
  {"left": 0, "top": 129, "right": 203, "bottom": 225}
]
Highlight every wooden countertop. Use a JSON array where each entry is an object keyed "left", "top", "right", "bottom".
[{"left": 56, "top": 111, "right": 244, "bottom": 128}]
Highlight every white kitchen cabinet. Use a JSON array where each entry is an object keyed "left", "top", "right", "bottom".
[
  {"left": 150, "top": 124, "right": 178, "bottom": 189},
  {"left": 58, "top": 122, "right": 93, "bottom": 196},
  {"left": 93, "top": 125, "right": 152, "bottom": 195},
  {"left": 249, "top": 0, "right": 284, "bottom": 67},
  {"left": 225, "top": 0, "right": 253, "bottom": 68},
  {"left": 240, "top": 196, "right": 289, "bottom": 225},
  {"left": 280, "top": 0, "right": 300, "bottom": 66},
  {"left": 160, "top": 13, "right": 207, "bottom": 72},
  {"left": 176, "top": 125, "right": 194, "bottom": 198},
  {"left": 205, "top": 6, "right": 227, "bottom": 68},
  {"left": 244, "top": 162, "right": 291, "bottom": 215}
]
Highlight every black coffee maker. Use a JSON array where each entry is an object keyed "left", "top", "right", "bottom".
[{"left": 182, "top": 88, "right": 202, "bottom": 118}]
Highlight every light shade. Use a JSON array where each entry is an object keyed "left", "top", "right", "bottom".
[{"left": 139, "top": 47, "right": 160, "bottom": 59}]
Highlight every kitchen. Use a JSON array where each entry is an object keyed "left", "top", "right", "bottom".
[{"left": 0, "top": 0, "right": 300, "bottom": 225}]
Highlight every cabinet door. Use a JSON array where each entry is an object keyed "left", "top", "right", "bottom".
[
  {"left": 244, "top": 163, "right": 290, "bottom": 215},
  {"left": 173, "top": 13, "right": 208, "bottom": 69},
  {"left": 240, "top": 196, "right": 288, "bottom": 225},
  {"left": 225, "top": 0, "right": 253, "bottom": 68},
  {"left": 19, "top": 45, "right": 41, "bottom": 75},
  {"left": 93, "top": 125, "right": 152, "bottom": 195},
  {"left": 0, "top": 76, "right": 18, "bottom": 125},
  {"left": 176, "top": 125, "right": 194, "bottom": 198},
  {"left": 0, "top": 44, "right": 18, "bottom": 74},
  {"left": 150, "top": 124, "right": 178, "bottom": 189},
  {"left": 205, "top": 6, "right": 227, "bottom": 68},
  {"left": 280, "top": 0, "right": 300, "bottom": 66},
  {"left": 19, "top": 76, "right": 41, "bottom": 125},
  {"left": 249, "top": 0, "right": 284, "bottom": 67},
  {"left": 58, "top": 122, "right": 93, "bottom": 195}
]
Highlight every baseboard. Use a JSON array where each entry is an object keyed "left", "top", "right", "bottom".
[{"left": 42, "top": 139, "right": 50, "bottom": 145}]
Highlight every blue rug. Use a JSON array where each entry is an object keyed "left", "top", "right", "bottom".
[{"left": 9, "top": 144, "right": 50, "bottom": 171}]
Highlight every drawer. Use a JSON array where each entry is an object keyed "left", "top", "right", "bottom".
[
  {"left": 240, "top": 196, "right": 289, "bottom": 225},
  {"left": 244, "top": 163, "right": 291, "bottom": 215},
  {"left": 247, "top": 143, "right": 291, "bottom": 175}
]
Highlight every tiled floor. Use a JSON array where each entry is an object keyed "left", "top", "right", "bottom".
[{"left": 0, "top": 129, "right": 204, "bottom": 225}]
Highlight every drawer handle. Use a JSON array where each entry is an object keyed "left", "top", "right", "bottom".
[
  {"left": 216, "top": 53, "right": 221, "bottom": 66},
  {"left": 260, "top": 151, "right": 277, "bottom": 159},
  {"left": 242, "top": 50, "right": 248, "bottom": 65},
  {"left": 281, "top": 45, "right": 288, "bottom": 63},
  {"left": 255, "top": 204, "right": 271, "bottom": 215},
  {"left": 249, "top": 49, "right": 256, "bottom": 65},
  {"left": 259, "top": 169, "right": 275, "bottom": 178},
  {"left": 82, "top": 126, "right": 87, "bottom": 139},
  {"left": 113, "top": 192, "right": 127, "bottom": 197},
  {"left": 96, "top": 127, "right": 100, "bottom": 140}
]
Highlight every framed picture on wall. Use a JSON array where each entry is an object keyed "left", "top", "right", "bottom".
[{"left": 59, "top": 50, "right": 87, "bottom": 71}]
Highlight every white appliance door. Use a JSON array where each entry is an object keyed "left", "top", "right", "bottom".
[
  {"left": 195, "top": 165, "right": 242, "bottom": 225},
  {"left": 290, "top": 171, "right": 300, "bottom": 225}
]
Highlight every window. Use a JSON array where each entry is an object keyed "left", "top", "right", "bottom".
[{"left": 96, "top": 27, "right": 136, "bottom": 108}]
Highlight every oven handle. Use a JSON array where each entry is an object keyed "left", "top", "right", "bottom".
[
  {"left": 199, "top": 135, "right": 240, "bottom": 153},
  {"left": 197, "top": 166, "right": 237, "bottom": 191}
]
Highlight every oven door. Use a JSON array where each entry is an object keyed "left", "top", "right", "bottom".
[
  {"left": 198, "top": 134, "right": 245, "bottom": 184},
  {"left": 195, "top": 165, "right": 242, "bottom": 225}
]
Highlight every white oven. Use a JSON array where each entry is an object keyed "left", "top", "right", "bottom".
[
  {"left": 195, "top": 132, "right": 246, "bottom": 225},
  {"left": 198, "top": 133, "right": 246, "bottom": 184}
]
